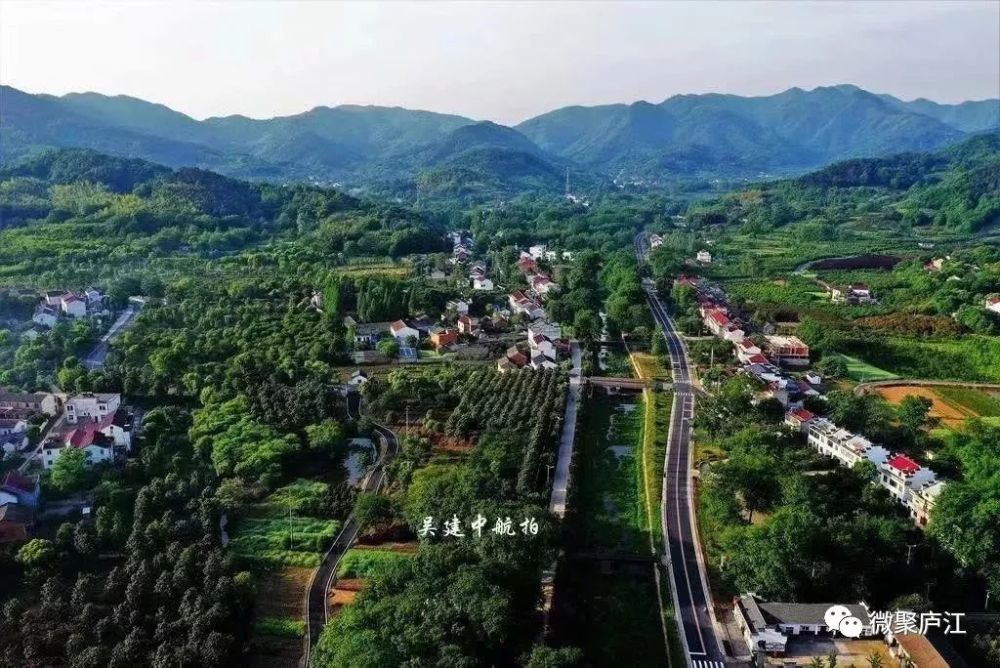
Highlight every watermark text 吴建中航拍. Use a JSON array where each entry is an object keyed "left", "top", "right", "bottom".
[
  {"left": 417, "top": 514, "right": 539, "bottom": 539},
  {"left": 824, "top": 605, "right": 965, "bottom": 639}
]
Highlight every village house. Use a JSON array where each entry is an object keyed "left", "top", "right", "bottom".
[
  {"left": 528, "top": 244, "right": 547, "bottom": 260},
  {"left": 887, "top": 630, "right": 954, "bottom": 668},
  {"left": 32, "top": 306, "right": 58, "bottom": 328},
  {"left": 473, "top": 277, "right": 494, "bottom": 291},
  {"left": 509, "top": 291, "right": 545, "bottom": 320},
  {"left": 807, "top": 417, "right": 890, "bottom": 469},
  {"left": 0, "top": 471, "right": 40, "bottom": 507},
  {"left": 704, "top": 308, "right": 732, "bottom": 337},
  {"left": 0, "top": 419, "right": 29, "bottom": 456},
  {"left": 351, "top": 321, "right": 392, "bottom": 346},
  {"left": 736, "top": 339, "right": 763, "bottom": 363},
  {"left": 880, "top": 453, "right": 939, "bottom": 506},
  {"left": 649, "top": 234, "right": 664, "bottom": 249},
  {"left": 696, "top": 250, "right": 712, "bottom": 263},
  {"left": 764, "top": 335, "right": 810, "bottom": 366},
  {"left": 390, "top": 320, "right": 420, "bottom": 344},
  {"left": 830, "top": 283, "right": 875, "bottom": 305},
  {"left": 65, "top": 393, "right": 121, "bottom": 424},
  {"left": 447, "top": 299, "right": 470, "bottom": 315},
  {"left": 457, "top": 314, "right": 480, "bottom": 336},
  {"left": 924, "top": 257, "right": 947, "bottom": 272},
  {"left": 430, "top": 329, "right": 459, "bottom": 350},
  {"left": 734, "top": 594, "right": 874, "bottom": 657},
  {"left": 0, "top": 503, "right": 34, "bottom": 543},
  {"left": 986, "top": 296, "right": 1000, "bottom": 314},
  {"left": 516, "top": 256, "right": 538, "bottom": 275},
  {"left": 498, "top": 345, "right": 529, "bottom": 372},
  {"left": 60, "top": 293, "right": 87, "bottom": 318},
  {"left": 527, "top": 320, "right": 562, "bottom": 342},
  {"left": 783, "top": 407, "right": 816, "bottom": 434},
  {"left": 0, "top": 391, "right": 59, "bottom": 418},
  {"left": 530, "top": 274, "right": 558, "bottom": 297}
]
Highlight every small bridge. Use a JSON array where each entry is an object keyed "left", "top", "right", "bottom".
[{"left": 587, "top": 376, "right": 654, "bottom": 391}]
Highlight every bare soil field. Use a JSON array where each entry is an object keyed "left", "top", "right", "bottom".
[{"left": 877, "top": 385, "right": 977, "bottom": 428}]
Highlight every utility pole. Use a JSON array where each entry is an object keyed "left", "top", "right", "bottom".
[
  {"left": 288, "top": 501, "right": 294, "bottom": 551},
  {"left": 545, "top": 464, "right": 554, "bottom": 487},
  {"left": 906, "top": 543, "right": 917, "bottom": 566}
]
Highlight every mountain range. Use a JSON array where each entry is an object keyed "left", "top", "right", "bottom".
[{"left": 1, "top": 83, "right": 997, "bottom": 195}]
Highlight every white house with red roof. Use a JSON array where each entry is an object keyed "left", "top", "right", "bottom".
[
  {"left": 389, "top": 320, "right": 420, "bottom": 343},
  {"left": 987, "top": 296, "right": 1000, "bottom": 314},
  {"left": 880, "top": 454, "right": 938, "bottom": 504},
  {"left": 704, "top": 309, "right": 731, "bottom": 336},
  {"left": 783, "top": 408, "right": 816, "bottom": 433}
]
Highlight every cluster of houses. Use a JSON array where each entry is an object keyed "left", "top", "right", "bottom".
[
  {"left": 785, "top": 409, "right": 946, "bottom": 528},
  {"left": 0, "top": 390, "right": 135, "bottom": 543},
  {"left": 498, "top": 320, "right": 564, "bottom": 372},
  {"left": 495, "top": 246, "right": 568, "bottom": 372},
  {"left": 826, "top": 282, "right": 875, "bottom": 305},
  {"left": 32, "top": 288, "right": 105, "bottom": 328},
  {"left": 41, "top": 393, "right": 135, "bottom": 470},
  {"left": 682, "top": 276, "right": 817, "bottom": 404}
]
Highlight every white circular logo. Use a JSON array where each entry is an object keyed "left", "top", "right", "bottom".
[
  {"left": 824, "top": 605, "right": 853, "bottom": 632},
  {"left": 838, "top": 616, "right": 864, "bottom": 639}
]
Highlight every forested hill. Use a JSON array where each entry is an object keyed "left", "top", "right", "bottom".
[
  {"left": 2, "top": 84, "right": 997, "bottom": 191},
  {"left": 0, "top": 148, "right": 449, "bottom": 264},
  {"left": 682, "top": 132, "right": 1000, "bottom": 234}
]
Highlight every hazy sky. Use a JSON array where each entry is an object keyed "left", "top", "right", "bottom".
[{"left": 2, "top": 1, "right": 998, "bottom": 124}]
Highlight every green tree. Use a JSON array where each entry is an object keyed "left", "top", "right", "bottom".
[
  {"left": 51, "top": 448, "right": 90, "bottom": 493},
  {"left": 16, "top": 538, "right": 56, "bottom": 570},
  {"left": 377, "top": 337, "right": 400, "bottom": 359}
]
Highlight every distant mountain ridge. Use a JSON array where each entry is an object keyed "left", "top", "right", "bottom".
[{"left": 1, "top": 83, "right": 997, "bottom": 192}]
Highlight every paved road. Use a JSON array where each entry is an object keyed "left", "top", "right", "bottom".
[
  {"left": 549, "top": 340, "right": 581, "bottom": 517},
  {"left": 635, "top": 231, "right": 725, "bottom": 665},
  {"left": 302, "top": 392, "right": 398, "bottom": 666},
  {"left": 83, "top": 303, "right": 141, "bottom": 370}
]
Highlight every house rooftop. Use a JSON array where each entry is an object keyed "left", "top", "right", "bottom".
[{"left": 888, "top": 454, "right": 921, "bottom": 475}]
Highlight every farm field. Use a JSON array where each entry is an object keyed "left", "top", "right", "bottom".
[
  {"left": 246, "top": 565, "right": 314, "bottom": 668},
  {"left": 935, "top": 386, "right": 1000, "bottom": 417},
  {"left": 829, "top": 353, "right": 900, "bottom": 382},
  {"left": 230, "top": 480, "right": 340, "bottom": 567},
  {"left": 876, "top": 386, "right": 976, "bottom": 429}
]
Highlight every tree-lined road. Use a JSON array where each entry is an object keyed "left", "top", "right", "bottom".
[
  {"left": 635, "top": 232, "right": 725, "bottom": 666},
  {"left": 302, "top": 392, "right": 398, "bottom": 666}
]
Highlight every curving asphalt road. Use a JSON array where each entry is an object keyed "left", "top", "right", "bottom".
[
  {"left": 302, "top": 392, "right": 398, "bottom": 666},
  {"left": 635, "top": 232, "right": 726, "bottom": 666}
]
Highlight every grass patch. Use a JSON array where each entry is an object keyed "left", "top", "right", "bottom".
[
  {"left": 935, "top": 387, "right": 1000, "bottom": 417},
  {"left": 253, "top": 616, "right": 306, "bottom": 638},
  {"left": 828, "top": 353, "right": 900, "bottom": 382},
  {"left": 253, "top": 479, "right": 329, "bottom": 517},
  {"left": 337, "top": 548, "right": 412, "bottom": 579},
  {"left": 641, "top": 390, "right": 672, "bottom": 552},
  {"left": 230, "top": 516, "right": 339, "bottom": 567},
  {"left": 632, "top": 351, "right": 668, "bottom": 380}
]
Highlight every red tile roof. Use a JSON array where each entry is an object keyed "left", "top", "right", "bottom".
[
  {"left": 1, "top": 471, "right": 36, "bottom": 494},
  {"left": 789, "top": 408, "right": 815, "bottom": 422},
  {"left": 747, "top": 354, "right": 769, "bottom": 365},
  {"left": 888, "top": 454, "right": 921, "bottom": 475},
  {"left": 708, "top": 310, "right": 730, "bottom": 326}
]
